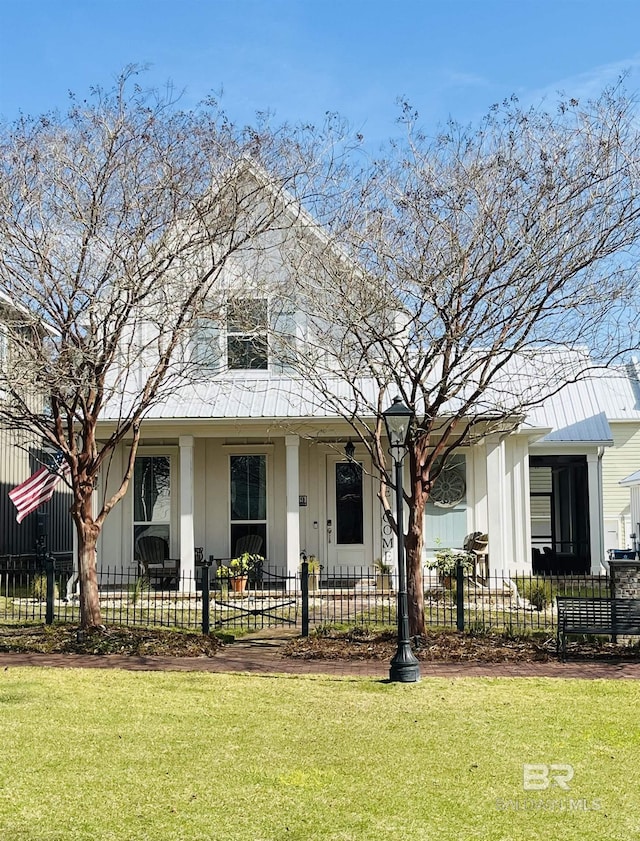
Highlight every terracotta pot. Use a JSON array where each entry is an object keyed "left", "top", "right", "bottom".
[{"left": 230, "top": 576, "right": 248, "bottom": 593}]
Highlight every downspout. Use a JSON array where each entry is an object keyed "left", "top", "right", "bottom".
[{"left": 597, "top": 446, "right": 607, "bottom": 574}]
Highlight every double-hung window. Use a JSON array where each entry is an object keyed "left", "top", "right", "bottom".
[
  {"left": 133, "top": 455, "right": 172, "bottom": 560},
  {"left": 226, "top": 298, "right": 268, "bottom": 370}
]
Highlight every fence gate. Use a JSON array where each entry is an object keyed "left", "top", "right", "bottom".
[{"left": 202, "top": 563, "right": 300, "bottom": 634}]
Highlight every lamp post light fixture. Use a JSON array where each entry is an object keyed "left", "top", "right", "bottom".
[
  {"left": 344, "top": 439, "right": 355, "bottom": 460},
  {"left": 382, "top": 396, "right": 421, "bottom": 683}
]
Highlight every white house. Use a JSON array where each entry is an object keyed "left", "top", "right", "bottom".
[
  {"left": 619, "top": 470, "right": 640, "bottom": 553},
  {"left": 94, "top": 359, "right": 637, "bottom": 584},
  {"left": 92, "top": 174, "right": 638, "bottom": 585}
]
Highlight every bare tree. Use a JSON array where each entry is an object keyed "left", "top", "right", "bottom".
[
  {"left": 284, "top": 86, "right": 640, "bottom": 635},
  {"left": 0, "top": 69, "right": 341, "bottom": 628}
]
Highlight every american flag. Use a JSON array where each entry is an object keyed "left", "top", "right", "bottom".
[{"left": 8, "top": 451, "right": 70, "bottom": 523}]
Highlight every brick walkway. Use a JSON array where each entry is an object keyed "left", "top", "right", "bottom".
[{"left": 1, "top": 635, "right": 639, "bottom": 679}]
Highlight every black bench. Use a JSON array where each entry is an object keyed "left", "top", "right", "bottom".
[{"left": 556, "top": 596, "right": 640, "bottom": 660}]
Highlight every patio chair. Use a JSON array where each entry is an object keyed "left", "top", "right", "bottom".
[
  {"left": 137, "top": 535, "right": 179, "bottom": 588},
  {"left": 234, "top": 534, "right": 263, "bottom": 556},
  {"left": 463, "top": 531, "right": 489, "bottom": 582}
]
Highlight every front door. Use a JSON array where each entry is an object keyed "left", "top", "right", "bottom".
[{"left": 325, "top": 454, "right": 373, "bottom": 575}]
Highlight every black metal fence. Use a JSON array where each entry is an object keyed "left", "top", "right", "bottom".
[
  {"left": 0, "top": 559, "right": 299, "bottom": 633},
  {"left": 0, "top": 558, "right": 612, "bottom": 637},
  {"left": 449, "top": 566, "right": 611, "bottom": 634}
]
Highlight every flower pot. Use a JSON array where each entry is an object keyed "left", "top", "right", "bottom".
[
  {"left": 376, "top": 573, "right": 392, "bottom": 591},
  {"left": 300, "top": 571, "right": 320, "bottom": 591}
]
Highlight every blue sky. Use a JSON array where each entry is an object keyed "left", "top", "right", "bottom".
[{"left": 2, "top": 0, "right": 640, "bottom": 148}]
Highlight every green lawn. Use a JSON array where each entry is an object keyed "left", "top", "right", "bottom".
[{"left": 0, "top": 669, "right": 639, "bottom": 840}]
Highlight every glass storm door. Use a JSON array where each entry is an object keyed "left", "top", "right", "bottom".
[{"left": 326, "top": 454, "right": 372, "bottom": 574}]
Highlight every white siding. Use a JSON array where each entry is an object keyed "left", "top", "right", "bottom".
[
  {"left": 602, "top": 423, "right": 640, "bottom": 518},
  {"left": 602, "top": 422, "right": 640, "bottom": 546}
]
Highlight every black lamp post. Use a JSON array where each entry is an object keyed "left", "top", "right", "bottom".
[{"left": 383, "top": 396, "right": 421, "bottom": 683}]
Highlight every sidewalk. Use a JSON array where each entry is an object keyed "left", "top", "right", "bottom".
[{"left": 1, "top": 632, "right": 639, "bottom": 679}]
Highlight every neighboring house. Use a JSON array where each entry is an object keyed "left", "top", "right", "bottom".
[
  {"left": 619, "top": 469, "right": 640, "bottom": 551},
  {"left": 599, "top": 362, "right": 640, "bottom": 552},
  {"left": 0, "top": 291, "right": 72, "bottom": 555}
]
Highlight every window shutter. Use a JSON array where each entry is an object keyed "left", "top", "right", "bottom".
[
  {"left": 271, "top": 308, "right": 299, "bottom": 374},
  {"left": 192, "top": 319, "right": 222, "bottom": 372}
]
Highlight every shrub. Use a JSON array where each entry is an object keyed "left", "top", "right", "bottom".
[
  {"left": 31, "top": 572, "right": 59, "bottom": 602},
  {"left": 522, "top": 579, "right": 554, "bottom": 611},
  {"left": 426, "top": 548, "right": 475, "bottom": 576},
  {"left": 467, "top": 620, "right": 491, "bottom": 637},
  {"left": 130, "top": 575, "right": 150, "bottom": 605}
]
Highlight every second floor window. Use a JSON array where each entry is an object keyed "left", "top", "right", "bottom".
[
  {"left": 226, "top": 298, "right": 268, "bottom": 370},
  {"left": 192, "top": 295, "right": 298, "bottom": 373}
]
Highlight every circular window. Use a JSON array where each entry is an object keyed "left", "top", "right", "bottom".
[{"left": 431, "top": 468, "right": 466, "bottom": 508}]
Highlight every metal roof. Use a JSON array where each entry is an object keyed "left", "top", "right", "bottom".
[
  {"left": 137, "top": 377, "right": 346, "bottom": 421},
  {"left": 524, "top": 363, "right": 640, "bottom": 444},
  {"left": 100, "top": 358, "right": 639, "bottom": 447},
  {"left": 594, "top": 364, "right": 640, "bottom": 422},
  {"left": 525, "top": 377, "right": 614, "bottom": 444}
]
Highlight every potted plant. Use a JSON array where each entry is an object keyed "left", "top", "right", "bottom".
[
  {"left": 300, "top": 554, "right": 322, "bottom": 591},
  {"left": 373, "top": 558, "right": 393, "bottom": 591},
  {"left": 218, "top": 552, "right": 264, "bottom": 593},
  {"left": 215, "top": 561, "right": 232, "bottom": 595},
  {"left": 426, "top": 548, "right": 474, "bottom": 588}
]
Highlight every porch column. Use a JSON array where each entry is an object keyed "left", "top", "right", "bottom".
[
  {"left": 510, "top": 437, "right": 532, "bottom": 573},
  {"left": 587, "top": 451, "right": 604, "bottom": 574},
  {"left": 179, "top": 435, "right": 195, "bottom": 592},
  {"left": 485, "top": 436, "right": 507, "bottom": 574},
  {"left": 285, "top": 435, "right": 300, "bottom": 578}
]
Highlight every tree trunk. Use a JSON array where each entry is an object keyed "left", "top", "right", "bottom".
[
  {"left": 405, "top": 495, "right": 426, "bottom": 637},
  {"left": 77, "top": 521, "right": 103, "bottom": 629}
]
